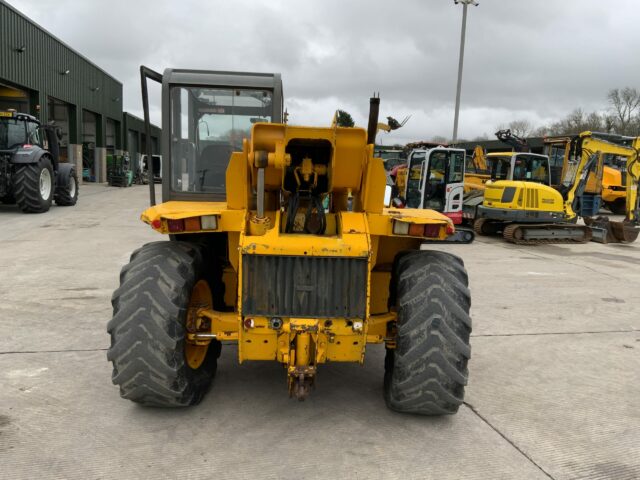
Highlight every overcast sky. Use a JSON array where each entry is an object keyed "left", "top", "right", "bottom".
[{"left": 7, "top": 0, "right": 640, "bottom": 144}]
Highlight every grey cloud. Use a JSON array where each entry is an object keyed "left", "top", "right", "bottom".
[{"left": 8, "top": 0, "right": 640, "bottom": 139}]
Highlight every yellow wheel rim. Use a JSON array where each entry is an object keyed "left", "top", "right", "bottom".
[{"left": 185, "top": 279, "right": 212, "bottom": 369}]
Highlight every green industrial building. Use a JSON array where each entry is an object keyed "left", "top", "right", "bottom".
[{"left": 0, "top": 0, "right": 160, "bottom": 183}]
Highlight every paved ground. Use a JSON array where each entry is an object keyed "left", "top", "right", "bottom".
[{"left": 1, "top": 184, "right": 638, "bottom": 480}]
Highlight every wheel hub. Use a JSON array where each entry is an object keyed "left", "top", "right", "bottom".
[
  {"left": 69, "top": 176, "right": 76, "bottom": 198},
  {"left": 39, "top": 168, "right": 52, "bottom": 200}
]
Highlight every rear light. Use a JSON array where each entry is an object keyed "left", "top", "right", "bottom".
[
  {"left": 446, "top": 224, "right": 455, "bottom": 235},
  {"left": 201, "top": 215, "right": 218, "bottom": 230},
  {"left": 393, "top": 220, "right": 442, "bottom": 238},
  {"left": 167, "top": 219, "right": 185, "bottom": 232},
  {"left": 408, "top": 223, "right": 424, "bottom": 236},
  {"left": 423, "top": 224, "right": 441, "bottom": 238},
  {"left": 151, "top": 219, "right": 162, "bottom": 230},
  {"left": 183, "top": 217, "right": 201, "bottom": 231},
  {"left": 392, "top": 221, "right": 410, "bottom": 235}
]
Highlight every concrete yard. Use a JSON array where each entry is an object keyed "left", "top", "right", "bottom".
[{"left": 1, "top": 183, "right": 638, "bottom": 480}]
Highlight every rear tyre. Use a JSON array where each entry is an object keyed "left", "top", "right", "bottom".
[
  {"left": 384, "top": 250, "right": 471, "bottom": 415},
  {"left": 107, "top": 241, "right": 221, "bottom": 407},
  {"left": 13, "top": 157, "right": 54, "bottom": 213},
  {"left": 54, "top": 164, "right": 79, "bottom": 206},
  {"left": 0, "top": 193, "right": 15, "bottom": 204}
]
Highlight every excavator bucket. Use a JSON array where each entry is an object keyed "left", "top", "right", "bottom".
[
  {"left": 585, "top": 216, "right": 639, "bottom": 243},
  {"left": 610, "top": 221, "right": 640, "bottom": 243}
]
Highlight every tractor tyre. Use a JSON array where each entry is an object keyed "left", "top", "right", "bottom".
[
  {"left": 13, "top": 157, "right": 54, "bottom": 213},
  {"left": 388, "top": 250, "right": 468, "bottom": 308},
  {"left": 54, "top": 163, "right": 79, "bottom": 206},
  {"left": 607, "top": 199, "right": 626, "bottom": 215},
  {"left": 385, "top": 250, "right": 471, "bottom": 415},
  {"left": 107, "top": 241, "right": 222, "bottom": 407},
  {"left": 0, "top": 193, "right": 15, "bottom": 204}
]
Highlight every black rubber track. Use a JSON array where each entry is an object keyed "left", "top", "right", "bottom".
[
  {"left": 107, "top": 241, "right": 221, "bottom": 407},
  {"left": 385, "top": 250, "right": 471, "bottom": 415},
  {"left": 13, "top": 157, "right": 53, "bottom": 213},
  {"left": 54, "top": 165, "right": 78, "bottom": 206}
]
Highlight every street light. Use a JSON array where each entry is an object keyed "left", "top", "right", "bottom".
[{"left": 452, "top": 0, "right": 478, "bottom": 143}]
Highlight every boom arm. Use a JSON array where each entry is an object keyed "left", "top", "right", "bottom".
[
  {"left": 472, "top": 145, "right": 487, "bottom": 171},
  {"left": 626, "top": 149, "right": 640, "bottom": 223}
]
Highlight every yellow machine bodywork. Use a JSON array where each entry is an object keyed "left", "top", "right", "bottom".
[
  {"left": 141, "top": 124, "right": 453, "bottom": 376},
  {"left": 545, "top": 132, "right": 637, "bottom": 210},
  {"left": 482, "top": 180, "right": 567, "bottom": 217}
]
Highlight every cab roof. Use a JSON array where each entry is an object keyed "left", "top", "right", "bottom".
[{"left": 0, "top": 111, "right": 39, "bottom": 123}]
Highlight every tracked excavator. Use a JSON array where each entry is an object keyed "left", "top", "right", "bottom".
[
  {"left": 473, "top": 135, "right": 640, "bottom": 244},
  {"left": 473, "top": 151, "right": 598, "bottom": 243},
  {"left": 462, "top": 130, "right": 551, "bottom": 223}
]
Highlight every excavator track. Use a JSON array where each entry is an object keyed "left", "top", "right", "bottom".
[
  {"left": 473, "top": 218, "right": 500, "bottom": 236},
  {"left": 502, "top": 223, "right": 592, "bottom": 245}
]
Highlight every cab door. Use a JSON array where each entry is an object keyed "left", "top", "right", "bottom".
[
  {"left": 443, "top": 149, "right": 465, "bottom": 221},
  {"left": 404, "top": 150, "right": 426, "bottom": 208}
]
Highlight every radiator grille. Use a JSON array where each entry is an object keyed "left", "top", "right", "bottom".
[
  {"left": 526, "top": 188, "right": 539, "bottom": 209},
  {"left": 242, "top": 255, "right": 367, "bottom": 318}
]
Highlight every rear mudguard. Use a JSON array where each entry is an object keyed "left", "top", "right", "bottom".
[{"left": 9, "top": 146, "right": 49, "bottom": 165}]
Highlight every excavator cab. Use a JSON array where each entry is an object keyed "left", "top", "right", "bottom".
[
  {"left": 405, "top": 147, "right": 466, "bottom": 224},
  {"left": 485, "top": 153, "right": 551, "bottom": 184}
]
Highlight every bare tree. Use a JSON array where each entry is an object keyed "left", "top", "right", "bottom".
[
  {"left": 607, "top": 87, "right": 640, "bottom": 134},
  {"left": 534, "top": 125, "right": 552, "bottom": 137},
  {"left": 544, "top": 109, "right": 608, "bottom": 136},
  {"left": 507, "top": 119, "right": 534, "bottom": 138}
]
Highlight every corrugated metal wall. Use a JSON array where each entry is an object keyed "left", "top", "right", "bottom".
[
  {"left": 0, "top": 0, "right": 123, "bottom": 146},
  {"left": 123, "top": 112, "right": 162, "bottom": 167}
]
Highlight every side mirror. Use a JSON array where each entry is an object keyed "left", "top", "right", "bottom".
[{"left": 384, "top": 184, "right": 393, "bottom": 207}]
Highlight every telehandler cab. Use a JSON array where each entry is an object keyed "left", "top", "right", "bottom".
[{"left": 107, "top": 67, "right": 472, "bottom": 415}]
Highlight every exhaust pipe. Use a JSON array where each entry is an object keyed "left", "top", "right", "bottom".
[{"left": 367, "top": 94, "right": 380, "bottom": 145}]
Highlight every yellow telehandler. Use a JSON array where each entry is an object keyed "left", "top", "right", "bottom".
[{"left": 106, "top": 67, "right": 472, "bottom": 415}]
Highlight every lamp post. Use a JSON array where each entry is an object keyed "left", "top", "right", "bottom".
[{"left": 452, "top": 0, "right": 478, "bottom": 143}]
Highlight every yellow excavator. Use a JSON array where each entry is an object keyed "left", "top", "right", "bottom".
[
  {"left": 462, "top": 130, "right": 552, "bottom": 223},
  {"left": 473, "top": 133, "right": 640, "bottom": 244},
  {"left": 586, "top": 146, "right": 640, "bottom": 243},
  {"left": 463, "top": 130, "right": 549, "bottom": 193},
  {"left": 544, "top": 132, "right": 637, "bottom": 215}
]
